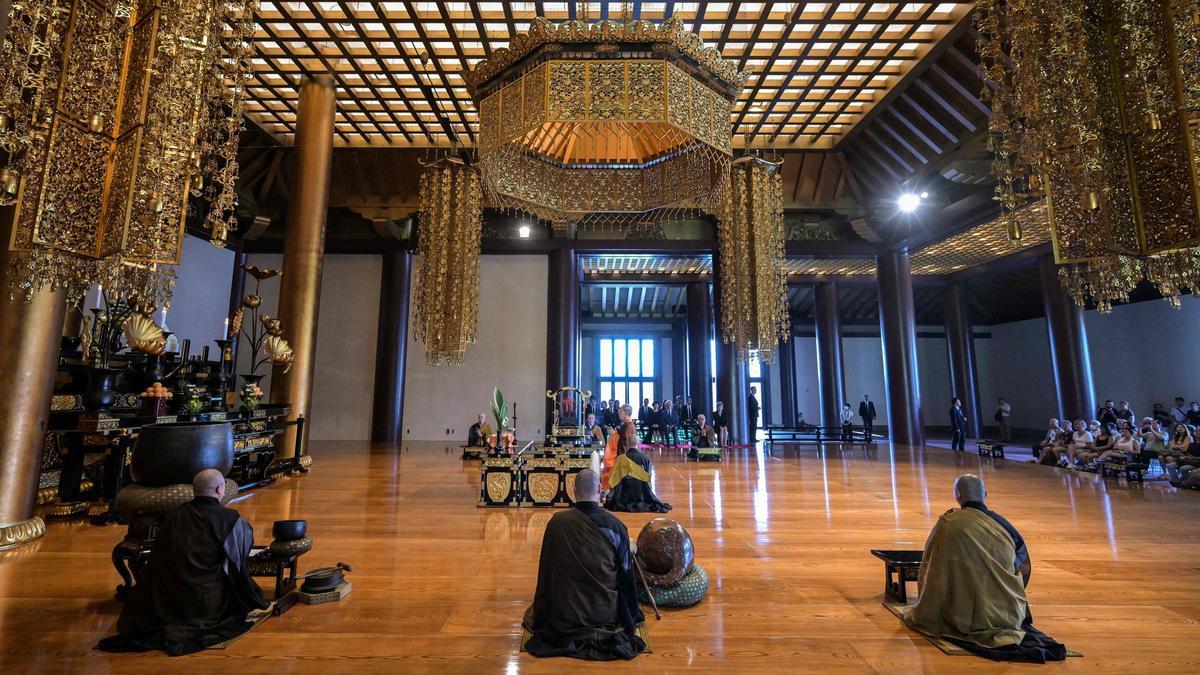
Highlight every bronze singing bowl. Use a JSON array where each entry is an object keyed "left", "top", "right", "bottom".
[{"left": 636, "top": 518, "right": 695, "bottom": 587}]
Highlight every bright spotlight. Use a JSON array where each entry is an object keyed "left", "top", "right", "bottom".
[
  {"left": 517, "top": 224, "right": 531, "bottom": 238},
  {"left": 898, "top": 192, "right": 921, "bottom": 212}
]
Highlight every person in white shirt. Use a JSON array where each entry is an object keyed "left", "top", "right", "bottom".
[
  {"left": 1141, "top": 418, "right": 1168, "bottom": 456},
  {"left": 1066, "top": 418, "right": 1094, "bottom": 468},
  {"left": 840, "top": 403, "right": 854, "bottom": 441},
  {"left": 1101, "top": 427, "right": 1140, "bottom": 462},
  {"left": 995, "top": 397, "right": 1012, "bottom": 441},
  {"left": 1170, "top": 397, "right": 1188, "bottom": 425},
  {"left": 1033, "top": 418, "right": 1060, "bottom": 463}
]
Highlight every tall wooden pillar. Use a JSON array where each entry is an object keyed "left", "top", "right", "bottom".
[
  {"left": 1038, "top": 254, "right": 1096, "bottom": 421},
  {"left": 776, "top": 333, "right": 797, "bottom": 426},
  {"left": 712, "top": 256, "right": 750, "bottom": 443},
  {"left": 685, "top": 281, "right": 713, "bottom": 419},
  {"left": 371, "top": 250, "right": 412, "bottom": 443},
  {"left": 0, "top": 219, "right": 66, "bottom": 549},
  {"left": 877, "top": 248, "right": 924, "bottom": 446},
  {"left": 813, "top": 281, "right": 845, "bottom": 429},
  {"left": 944, "top": 283, "right": 982, "bottom": 438},
  {"left": 546, "top": 247, "right": 579, "bottom": 430},
  {"left": 271, "top": 75, "right": 335, "bottom": 461}
]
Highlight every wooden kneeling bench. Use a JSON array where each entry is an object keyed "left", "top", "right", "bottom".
[
  {"left": 871, "top": 549, "right": 923, "bottom": 604},
  {"left": 1100, "top": 460, "right": 1146, "bottom": 483}
]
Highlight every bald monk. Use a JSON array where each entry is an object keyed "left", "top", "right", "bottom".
[
  {"left": 902, "top": 474, "right": 1066, "bottom": 663},
  {"left": 523, "top": 469, "right": 645, "bottom": 660},
  {"left": 97, "top": 469, "right": 268, "bottom": 655},
  {"left": 601, "top": 405, "right": 633, "bottom": 486}
]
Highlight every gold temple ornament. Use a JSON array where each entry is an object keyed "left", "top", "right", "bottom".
[
  {"left": 977, "top": 0, "right": 1200, "bottom": 311},
  {"left": 414, "top": 158, "right": 483, "bottom": 366},
  {"left": 1, "top": 0, "right": 259, "bottom": 304},
  {"left": 718, "top": 157, "right": 789, "bottom": 364}
]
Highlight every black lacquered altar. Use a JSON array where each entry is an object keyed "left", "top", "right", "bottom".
[{"left": 479, "top": 445, "right": 596, "bottom": 508}]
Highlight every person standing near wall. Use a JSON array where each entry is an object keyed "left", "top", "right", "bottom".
[
  {"left": 995, "top": 397, "right": 1012, "bottom": 441},
  {"left": 951, "top": 398, "right": 967, "bottom": 452},
  {"left": 859, "top": 395, "right": 876, "bottom": 441},
  {"left": 747, "top": 386, "right": 760, "bottom": 438}
]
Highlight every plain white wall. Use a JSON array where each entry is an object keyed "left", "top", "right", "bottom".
[
  {"left": 403, "top": 255, "right": 548, "bottom": 441},
  {"left": 239, "top": 253, "right": 382, "bottom": 441}
]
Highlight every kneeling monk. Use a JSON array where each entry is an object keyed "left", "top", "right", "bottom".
[
  {"left": 97, "top": 469, "right": 267, "bottom": 655},
  {"left": 523, "top": 469, "right": 645, "bottom": 660},
  {"left": 903, "top": 474, "right": 1065, "bottom": 663},
  {"left": 605, "top": 425, "right": 671, "bottom": 513}
]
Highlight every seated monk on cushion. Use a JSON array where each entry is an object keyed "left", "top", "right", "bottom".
[
  {"left": 687, "top": 413, "right": 719, "bottom": 460},
  {"left": 902, "top": 474, "right": 1065, "bottom": 663},
  {"left": 97, "top": 470, "right": 268, "bottom": 656},
  {"left": 605, "top": 425, "right": 672, "bottom": 513},
  {"left": 523, "top": 469, "right": 646, "bottom": 660}
]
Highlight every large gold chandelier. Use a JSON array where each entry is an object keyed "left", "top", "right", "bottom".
[
  {"left": 464, "top": 6, "right": 746, "bottom": 224},
  {"left": 414, "top": 159, "right": 482, "bottom": 366},
  {"left": 718, "top": 157, "right": 789, "bottom": 364},
  {"left": 1, "top": 0, "right": 257, "bottom": 304},
  {"left": 977, "top": 0, "right": 1200, "bottom": 312}
]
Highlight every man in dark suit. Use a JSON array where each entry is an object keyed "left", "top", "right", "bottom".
[
  {"left": 747, "top": 386, "right": 761, "bottom": 435},
  {"left": 660, "top": 399, "right": 679, "bottom": 448},
  {"left": 950, "top": 397, "right": 967, "bottom": 451},
  {"left": 859, "top": 395, "right": 876, "bottom": 441}
]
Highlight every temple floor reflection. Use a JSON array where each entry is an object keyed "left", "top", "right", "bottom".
[{"left": 1, "top": 439, "right": 1199, "bottom": 672}]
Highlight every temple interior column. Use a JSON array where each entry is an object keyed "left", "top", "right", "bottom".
[
  {"left": 226, "top": 249, "right": 247, "bottom": 375},
  {"left": 1038, "top": 254, "right": 1097, "bottom": 421},
  {"left": 545, "top": 247, "right": 579, "bottom": 430},
  {"left": 944, "top": 283, "right": 982, "bottom": 438},
  {"left": 685, "top": 281, "right": 713, "bottom": 420},
  {"left": 0, "top": 222, "right": 66, "bottom": 549},
  {"left": 776, "top": 332, "right": 797, "bottom": 426},
  {"left": 270, "top": 74, "right": 335, "bottom": 461},
  {"left": 712, "top": 256, "right": 749, "bottom": 443},
  {"left": 371, "top": 250, "right": 412, "bottom": 443},
  {"left": 813, "top": 281, "right": 845, "bottom": 429},
  {"left": 877, "top": 248, "right": 925, "bottom": 446}
]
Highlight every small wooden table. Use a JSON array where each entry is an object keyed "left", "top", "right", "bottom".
[{"left": 871, "top": 549, "right": 923, "bottom": 604}]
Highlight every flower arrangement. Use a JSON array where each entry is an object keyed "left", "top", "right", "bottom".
[
  {"left": 179, "top": 382, "right": 205, "bottom": 415},
  {"left": 239, "top": 382, "right": 264, "bottom": 412},
  {"left": 229, "top": 264, "right": 295, "bottom": 376}
]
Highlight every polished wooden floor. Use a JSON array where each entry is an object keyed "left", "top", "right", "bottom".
[{"left": 3, "top": 440, "right": 1200, "bottom": 673}]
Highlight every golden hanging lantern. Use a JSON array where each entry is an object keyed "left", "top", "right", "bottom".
[
  {"left": 1, "top": 0, "right": 257, "bottom": 303},
  {"left": 717, "top": 157, "right": 789, "bottom": 364},
  {"left": 465, "top": 16, "right": 747, "bottom": 223},
  {"left": 977, "top": 0, "right": 1200, "bottom": 310},
  {"left": 414, "top": 159, "right": 483, "bottom": 366}
]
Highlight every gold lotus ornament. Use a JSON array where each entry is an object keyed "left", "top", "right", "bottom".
[
  {"left": 263, "top": 335, "right": 294, "bottom": 372},
  {"left": 122, "top": 314, "right": 166, "bottom": 356}
]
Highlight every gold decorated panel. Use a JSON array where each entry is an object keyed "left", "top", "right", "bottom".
[
  {"left": 57, "top": 0, "right": 125, "bottom": 132},
  {"left": 525, "top": 457, "right": 559, "bottom": 469},
  {"left": 478, "top": 94, "right": 500, "bottom": 154},
  {"left": 628, "top": 62, "right": 667, "bottom": 121},
  {"left": 586, "top": 61, "right": 626, "bottom": 121},
  {"left": 483, "top": 457, "right": 515, "bottom": 468},
  {"left": 667, "top": 64, "right": 692, "bottom": 131},
  {"left": 526, "top": 473, "right": 559, "bottom": 503},
  {"left": 98, "top": 128, "right": 141, "bottom": 257},
  {"left": 118, "top": 11, "right": 157, "bottom": 133},
  {"left": 485, "top": 472, "right": 512, "bottom": 502},
  {"left": 32, "top": 120, "right": 109, "bottom": 256},
  {"left": 548, "top": 61, "right": 587, "bottom": 120},
  {"left": 522, "top": 64, "right": 547, "bottom": 130},
  {"left": 564, "top": 473, "right": 578, "bottom": 502},
  {"left": 499, "top": 79, "right": 524, "bottom": 141}
]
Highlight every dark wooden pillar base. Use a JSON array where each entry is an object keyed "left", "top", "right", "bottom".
[{"left": 371, "top": 251, "right": 412, "bottom": 443}]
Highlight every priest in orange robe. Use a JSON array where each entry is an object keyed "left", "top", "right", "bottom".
[{"left": 602, "top": 404, "right": 633, "bottom": 486}]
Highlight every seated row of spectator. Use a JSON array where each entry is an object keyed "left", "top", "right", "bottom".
[
  {"left": 1032, "top": 414, "right": 1200, "bottom": 481},
  {"left": 1094, "top": 398, "right": 1200, "bottom": 428}
]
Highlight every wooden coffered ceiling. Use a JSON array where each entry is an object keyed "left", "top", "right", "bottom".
[{"left": 246, "top": 2, "right": 974, "bottom": 149}]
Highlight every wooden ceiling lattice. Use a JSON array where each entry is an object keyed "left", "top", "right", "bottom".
[{"left": 245, "top": 2, "right": 974, "bottom": 148}]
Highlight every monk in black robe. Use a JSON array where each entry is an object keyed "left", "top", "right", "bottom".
[
  {"left": 97, "top": 469, "right": 268, "bottom": 656},
  {"left": 605, "top": 425, "right": 671, "bottom": 513},
  {"left": 903, "top": 474, "right": 1065, "bottom": 663},
  {"left": 523, "top": 469, "right": 645, "bottom": 660}
]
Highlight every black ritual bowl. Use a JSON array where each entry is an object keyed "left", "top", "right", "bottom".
[
  {"left": 130, "top": 421, "right": 234, "bottom": 487},
  {"left": 272, "top": 519, "right": 308, "bottom": 541}
]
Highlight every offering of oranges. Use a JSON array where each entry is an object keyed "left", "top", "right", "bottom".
[{"left": 139, "top": 381, "right": 173, "bottom": 399}]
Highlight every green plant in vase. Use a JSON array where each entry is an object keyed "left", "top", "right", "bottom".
[
  {"left": 490, "top": 387, "right": 513, "bottom": 453},
  {"left": 180, "top": 382, "right": 205, "bottom": 416},
  {"left": 239, "top": 382, "right": 264, "bottom": 412}
]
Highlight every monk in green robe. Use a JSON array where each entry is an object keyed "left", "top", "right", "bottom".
[{"left": 902, "top": 474, "right": 1066, "bottom": 663}]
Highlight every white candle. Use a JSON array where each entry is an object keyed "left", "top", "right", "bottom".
[
  {"left": 93, "top": 284, "right": 103, "bottom": 309},
  {"left": 223, "top": 317, "right": 229, "bottom": 338},
  {"left": 160, "top": 307, "right": 168, "bottom": 329}
]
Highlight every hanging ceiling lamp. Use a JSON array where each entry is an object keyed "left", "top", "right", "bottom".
[
  {"left": 464, "top": 3, "right": 747, "bottom": 225},
  {"left": 718, "top": 156, "right": 789, "bottom": 364},
  {"left": 1, "top": 0, "right": 257, "bottom": 303},
  {"left": 414, "top": 158, "right": 483, "bottom": 366},
  {"left": 977, "top": 0, "right": 1200, "bottom": 312}
]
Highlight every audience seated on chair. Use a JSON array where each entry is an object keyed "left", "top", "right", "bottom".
[
  {"left": 901, "top": 474, "right": 1066, "bottom": 663},
  {"left": 712, "top": 401, "right": 729, "bottom": 447},
  {"left": 688, "top": 414, "right": 719, "bottom": 460},
  {"left": 467, "top": 413, "right": 489, "bottom": 447}
]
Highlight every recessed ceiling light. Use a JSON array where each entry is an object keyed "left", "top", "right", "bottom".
[{"left": 517, "top": 224, "right": 531, "bottom": 238}]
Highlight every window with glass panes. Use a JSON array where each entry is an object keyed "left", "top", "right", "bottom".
[
  {"left": 709, "top": 338, "right": 765, "bottom": 430},
  {"left": 598, "top": 337, "right": 656, "bottom": 419}
]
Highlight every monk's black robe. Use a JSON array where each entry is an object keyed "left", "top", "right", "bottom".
[
  {"left": 97, "top": 496, "right": 268, "bottom": 656},
  {"left": 523, "top": 501, "right": 645, "bottom": 660},
  {"left": 604, "top": 450, "right": 672, "bottom": 513}
]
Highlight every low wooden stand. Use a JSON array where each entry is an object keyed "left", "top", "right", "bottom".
[
  {"left": 977, "top": 441, "right": 1005, "bottom": 458},
  {"left": 1100, "top": 460, "right": 1145, "bottom": 483},
  {"left": 871, "top": 549, "right": 923, "bottom": 604}
]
